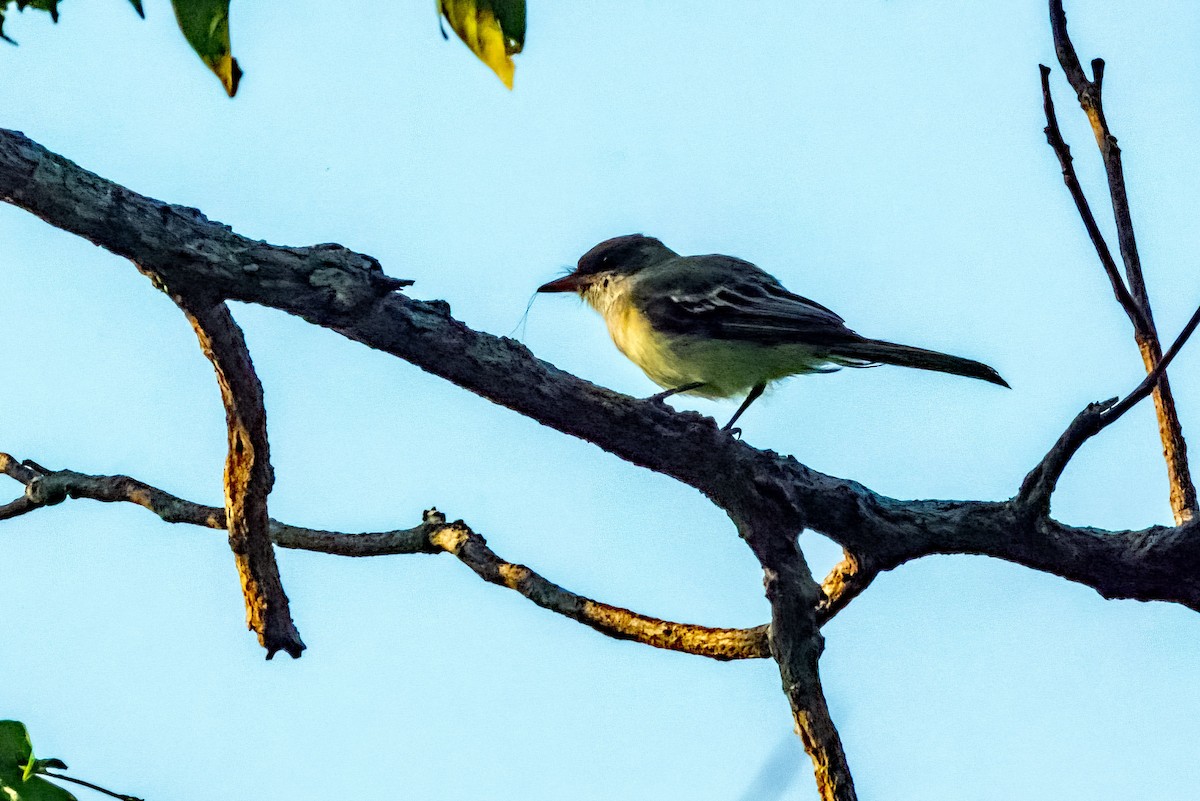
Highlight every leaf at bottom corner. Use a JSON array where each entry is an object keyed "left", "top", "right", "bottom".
[{"left": 0, "top": 721, "right": 76, "bottom": 801}]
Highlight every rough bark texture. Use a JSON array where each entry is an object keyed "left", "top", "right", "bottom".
[
  {"left": 0, "top": 128, "right": 1192, "bottom": 607},
  {"left": 739, "top": 517, "right": 857, "bottom": 801},
  {"left": 178, "top": 300, "right": 304, "bottom": 659},
  {"left": 1, "top": 101, "right": 1196, "bottom": 799}
]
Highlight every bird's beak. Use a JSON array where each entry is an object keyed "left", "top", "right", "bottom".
[{"left": 536, "top": 273, "right": 587, "bottom": 293}]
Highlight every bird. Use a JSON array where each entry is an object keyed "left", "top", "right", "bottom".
[{"left": 537, "top": 234, "right": 1008, "bottom": 431}]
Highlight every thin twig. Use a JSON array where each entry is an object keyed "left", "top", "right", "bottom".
[
  {"left": 42, "top": 771, "right": 143, "bottom": 801},
  {"left": 425, "top": 511, "right": 770, "bottom": 660},
  {"left": 1038, "top": 64, "right": 1148, "bottom": 333},
  {"left": 0, "top": 456, "right": 769, "bottom": 661},
  {"left": 1019, "top": 298, "right": 1200, "bottom": 510},
  {"left": 1049, "top": 3, "right": 1148, "bottom": 311},
  {"left": 1107, "top": 302, "right": 1200, "bottom": 420},
  {"left": 1046, "top": 0, "right": 1197, "bottom": 522}
]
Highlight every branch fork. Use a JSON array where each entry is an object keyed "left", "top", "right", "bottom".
[{"left": 1, "top": 4, "right": 1198, "bottom": 792}]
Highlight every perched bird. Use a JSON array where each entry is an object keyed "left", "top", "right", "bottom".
[{"left": 538, "top": 234, "right": 1008, "bottom": 430}]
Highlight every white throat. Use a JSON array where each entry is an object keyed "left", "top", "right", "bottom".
[{"left": 580, "top": 273, "right": 635, "bottom": 320}]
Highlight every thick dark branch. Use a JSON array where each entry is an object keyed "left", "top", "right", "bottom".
[
  {"left": 1047, "top": 0, "right": 1197, "bottom": 523},
  {"left": 4, "top": 130, "right": 1200, "bottom": 621},
  {"left": 179, "top": 299, "right": 304, "bottom": 659},
  {"left": 738, "top": 516, "right": 856, "bottom": 801},
  {"left": 0, "top": 456, "right": 768, "bottom": 660},
  {"left": 0, "top": 453, "right": 43, "bottom": 485},
  {"left": 0, "top": 454, "right": 45, "bottom": 519},
  {"left": 0, "top": 495, "right": 38, "bottom": 521},
  {"left": 0, "top": 127, "right": 802, "bottom": 531}
]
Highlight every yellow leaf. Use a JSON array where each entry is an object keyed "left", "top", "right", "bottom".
[
  {"left": 171, "top": 0, "right": 242, "bottom": 97},
  {"left": 439, "top": 0, "right": 525, "bottom": 89}
]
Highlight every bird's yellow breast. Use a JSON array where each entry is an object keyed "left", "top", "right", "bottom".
[
  {"left": 587, "top": 276, "right": 834, "bottom": 399},
  {"left": 605, "top": 299, "right": 687, "bottom": 388}
]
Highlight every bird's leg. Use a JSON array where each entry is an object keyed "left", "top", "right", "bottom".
[
  {"left": 722, "top": 383, "right": 766, "bottom": 432},
  {"left": 648, "top": 382, "right": 706, "bottom": 404}
]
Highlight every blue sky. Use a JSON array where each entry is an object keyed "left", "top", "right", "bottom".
[{"left": 2, "top": 1, "right": 1200, "bottom": 799}]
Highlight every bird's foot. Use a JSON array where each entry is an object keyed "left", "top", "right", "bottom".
[{"left": 647, "top": 382, "right": 705, "bottom": 405}]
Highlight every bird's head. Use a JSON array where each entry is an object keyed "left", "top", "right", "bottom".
[{"left": 537, "top": 234, "right": 677, "bottom": 296}]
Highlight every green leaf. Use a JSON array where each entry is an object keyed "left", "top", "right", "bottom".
[
  {"left": 0, "top": 721, "right": 33, "bottom": 772},
  {"left": 128, "top": 0, "right": 144, "bottom": 19},
  {"left": 0, "top": 722, "right": 76, "bottom": 801},
  {"left": 170, "top": 0, "right": 242, "bottom": 97},
  {"left": 0, "top": 0, "right": 60, "bottom": 45},
  {"left": 438, "top": 0, "right": 526, "bottom": 89}
]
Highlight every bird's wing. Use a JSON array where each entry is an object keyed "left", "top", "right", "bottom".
[{"left": 633, "top": 255, "right": 861, "bottom": 346}]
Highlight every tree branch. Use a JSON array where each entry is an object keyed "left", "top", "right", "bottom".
[
  {"left": 177, "top": 298, "right": 304, "bottom": 659},
  {"left": 41, "top": 771, "right": 142, "bottom": 801},
  {"left": 1019, "top": 299, "right": 1200, "bottom": 512},
  {"left": 1038, "top": 64, "right": 1148, "bottom": 333},
  {"left": 1046, "top": 0, "right": 1197, "bottom": 523},
  {"left": 738, "top": 516, "right": 857, "bottom": 801},
  {"left": 6, "top": 127, "right": 1200, "bottom": 801},
  {"left": 3, "top": 128, "right": 1200, "bottom": 610},
  {"left": 0, "top": 495, "right": 39, "bottom": 521},
  {"left": 0, "top": 455, "right": 769, "bottom": 661},
  {"left": 817, "top": 552, "right": 878, "bottom": 623}
]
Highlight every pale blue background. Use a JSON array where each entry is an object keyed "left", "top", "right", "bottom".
[{"left": 1, "top": 2, "right": 1199, "bottom": 799}]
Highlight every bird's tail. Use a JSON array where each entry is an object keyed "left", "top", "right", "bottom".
[{"left": 830, "top": 339, "right": 1009, "bottom": 388}]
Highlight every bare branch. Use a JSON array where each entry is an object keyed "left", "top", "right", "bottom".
[
  {"left": 1, "top": 454, "right": 50, "bottom": 519},
  {"left": 0, "top": 453, "right": 44, "bottom": 484},
  {"left": 738, "top": 517, "right": 857, "bottom": 801},
  {"left": 1038, "top": 65, "right": 1148, "bottom": 333},
  {"left": 41, "top": 771, "right": 142, "bottom": 801},
  {"left": 1049, "top": 3, "right": 1146, "bottom": 309},
  {"left": 0, "top": 456, "right": 768, "bottom": 661},
  {"left": 178, "top": 299, "right": 304, "bottom": 659},
  {"left": 0, "top": 127, "right": 807, "bottom": 535},
  {"left": 817, "top": 552, "right": 878, "bottom": 624},
  {"left": 9, "top": 128, "right": 1200, "bottom": 799},
  {"left": 1046, "top": 0, "right": 1197, "bottom": 522},
  {"left": 0, "top": 495, "right": 39, "bottom": 521},
  {"left": 1018, "top": 397, "right": 1117, "bottom": 514},
  {"left": 1021, "top": 298, "right": 1200, "bottom": 509},
  {"left": 4, "top": 129, "right": 1200, "bottom": 610},
  {"left": 424, "top": 510, "right": 770, "bottom": 660}
]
